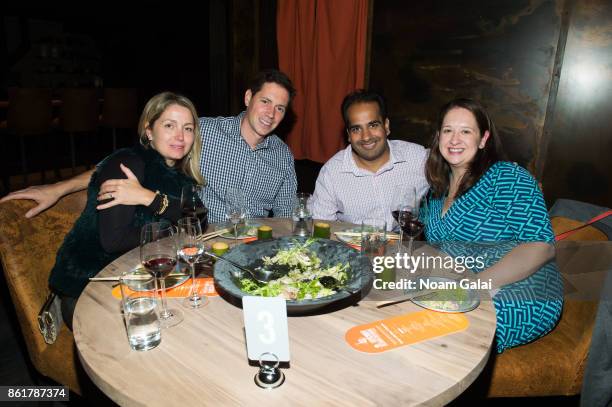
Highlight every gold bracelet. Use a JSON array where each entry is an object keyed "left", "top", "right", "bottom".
[{"left": 155, "top": 190, "right": 169, "bottom": 215}]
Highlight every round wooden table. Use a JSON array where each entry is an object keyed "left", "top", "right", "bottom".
[{"left": 73, "top": 219, "right": 496, "bottom": 406}]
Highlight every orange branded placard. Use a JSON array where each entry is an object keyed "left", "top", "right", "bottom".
[
  {"left": 112, "top": 277, "right": 218, "bottom": 299},
  {"left": 345, "top": 310, "right": 469, "bottom": 353}
]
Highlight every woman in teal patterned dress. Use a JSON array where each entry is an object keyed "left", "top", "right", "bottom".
[{"left": 423, "top": 98, "right": 563, "bottom": 353}]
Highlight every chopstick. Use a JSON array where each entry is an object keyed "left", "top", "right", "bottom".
[
  {"left": 334, "top": 231, "right": 401, "bottom": 241},
  {"left": 376, "top": 289, "right": 438, "bottom": 308},
  {"left": 89, "top": 276, "right": 147, "bottom": 282},
  {"left": 89, "top": 272, "right": 187, "bottom": 282},
  {"left": 196, "top": 228, "right": 230, "bottom": 242}
]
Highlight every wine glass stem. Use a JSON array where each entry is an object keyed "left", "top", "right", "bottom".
[
  {"left": 398, "top": 230, "right": 404, "bottom": 252},
  {"left": 159, "top": 278, "right": 170, "bottom": 318},
  {"left": 234, "top": 224, "right": 238, "bottom": 240},
  {"left": 189, "top": 262, "right": 200, "bottom": 300},
  {"left": 407, "top": 237, "right": 414, "bottom": 257},
  {"left": 152, "top": 276, "right": 161, "bottom": 309}
]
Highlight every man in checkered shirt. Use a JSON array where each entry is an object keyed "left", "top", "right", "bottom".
[
  {"left": 310, "top": 90, "right": 429, "bottom": 230},
  {"left": 4, "top": 70, "right": 298, "bottom": 224},
  {"left": 199, "top": 69, "right": 297, "bottom": 222}
]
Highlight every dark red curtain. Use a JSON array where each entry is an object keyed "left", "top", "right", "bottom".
[{"left": 277, "top": 0, "right": 369, "bottom": 163}]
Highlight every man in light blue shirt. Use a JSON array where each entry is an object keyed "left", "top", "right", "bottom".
[{"left": 310, "top": 90, "right": 429, "bottom": 228}]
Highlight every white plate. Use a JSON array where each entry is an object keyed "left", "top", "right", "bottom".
[
  {"left": 334, "top": 228, "right": 362, "bottom": 245},
  {"left": 408, "top": 276, "right": 480, "bottom": 313},
  {"left": 335, "top": 228, "right": 394, "bottom": 246},
  {"left": 219, "top": 222, "right": 261, "bottom": 240}
]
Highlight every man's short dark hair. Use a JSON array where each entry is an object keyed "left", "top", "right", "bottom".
[
  {"left": 341, "top": 89, "right": 388, "bottom": 128},
  {"left": 249, "top": 69, "right": 297, "bottom": 103}
]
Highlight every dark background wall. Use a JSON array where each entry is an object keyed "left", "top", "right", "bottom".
[
  {"left": 1, "top": 1, "right": 276, "bottom": 117},
  {"left": 370, "top": 0, "right": 611, "bottom": 208},
  {"left": 2, "top": 1, "right": 611, "bottom": 205}
]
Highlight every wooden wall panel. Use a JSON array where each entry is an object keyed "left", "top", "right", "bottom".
[
  {"left": 370, "top": 0, "right": 562, "bottom": 171},
  {"left": 541, "top": 0, "right": 612, "bottom": 207},
  {"left": 370, "top": 0, "right": 612, "bottom": 208}
]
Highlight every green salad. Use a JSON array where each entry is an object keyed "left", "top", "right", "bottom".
[{"left": 239, "top": 239, "right": 349, "bottom": 300}]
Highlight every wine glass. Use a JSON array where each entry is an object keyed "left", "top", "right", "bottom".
[
  {"left": 225, "top": 188, "right": 246, "bottom": 240},
  {"left": 391, "top": 187, "right": 412, "bottom": 251},
  {"left": 140, "top": 220, "right": 183, "bottom": 328},
  {"left": 181, "top": 185, "right": 208, "bottom": 234},
  {"left": 292, "top": 192, "right": 313, "bottom": 237},
  {"left": 392, "top": 187, "right": 424, "bottom": 255},
  {"left": 177, "top": 217, "right": 208, "bottom": 309}
]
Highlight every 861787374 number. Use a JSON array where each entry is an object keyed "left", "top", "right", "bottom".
[{"left": 0, "top": 386, "right": 69, "bottom": 401}]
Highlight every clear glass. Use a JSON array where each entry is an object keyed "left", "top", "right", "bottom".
[
  {"left": 119, "top": 272, "right": 161, "bottom": 351},
  {"left": 140, "top": 220, "right": 183, "bottom": 328},
  {"left": 180, "top": 185, "right": 208, "bottom": 234},
  {"left": 292, "top": 192, "right": 313, "bottom": 237},
  {"left": 225, "top": 188, "right": 247, "bottom": 240},
  {"left": 360, "top": 218, "right": 387, "bottom": 258},
  {"left": 177, "top": 217, "right": 208, "bottom": 309}
]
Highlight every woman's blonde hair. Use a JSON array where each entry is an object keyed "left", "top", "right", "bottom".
[{"left": 138, "top": 92, "right": 204, "bottom": 185}]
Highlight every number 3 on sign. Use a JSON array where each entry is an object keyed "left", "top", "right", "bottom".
[
  {"left": 243, "top": 297, "right": 290, "bottom": 362},
  {"left": 258, "top": 311, "right": 276, "bottom": 344}
]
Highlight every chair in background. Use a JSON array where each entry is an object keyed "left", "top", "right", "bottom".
[
  {"left": 60, "top": 88, "right": 100, "bottom": 173},
  {"left": 7, "top": 87, "right": 53, "bottom": 186},
  {"left": 0, "top": 190, "right": 87, "bottom": 394},
  {"left": 101, "top": 88, "right": 138, "bottom": 152}
]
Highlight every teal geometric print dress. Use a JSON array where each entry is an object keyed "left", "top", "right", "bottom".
[{"left": 424, "top": 161, "right": 563, "bottom": 353}]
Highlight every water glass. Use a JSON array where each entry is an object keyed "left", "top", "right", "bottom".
[
  {"left": 225, "top": 188, "right": 247, "bottom": 240},
  {"left": 292, "top": 192, "right": 313, "bottom": 237},
  {"left": 361, "top": 218, "right": 387, "bottom": 258},
  {"left": 120, "top": 273, "right": 161, "bottom": 351}
]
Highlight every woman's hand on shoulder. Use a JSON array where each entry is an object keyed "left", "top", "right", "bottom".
[{"left": 96, "top": 163, "right": 156, "bottom": 210}]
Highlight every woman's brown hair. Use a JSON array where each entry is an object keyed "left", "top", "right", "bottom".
[{"left": 425, "top": 98, "right": 505, "bottom": 199}]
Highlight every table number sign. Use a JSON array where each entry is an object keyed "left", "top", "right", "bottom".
[{"left": 242, "top": 296, "right": 290, "bottom": 362}]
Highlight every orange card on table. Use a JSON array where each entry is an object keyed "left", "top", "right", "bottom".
[
  {"left": 112, "top": 277, "right": 218, "bottom": 299},
  {"left": 345, "top": 310, "right": 469, "bottom": 354}
]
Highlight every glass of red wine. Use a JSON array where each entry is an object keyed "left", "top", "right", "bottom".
[
  {"left": 392, "top": 187, "right": 424, "bottom": 255},
  {"left": 140, "top": 220, "right": 183, "bottom": 328},
  {"left": 181, "top": 185, "right": 208, "bottom": 234},
  {"left": 177, "top": 218, "right": 208, "bottom": 310}
]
